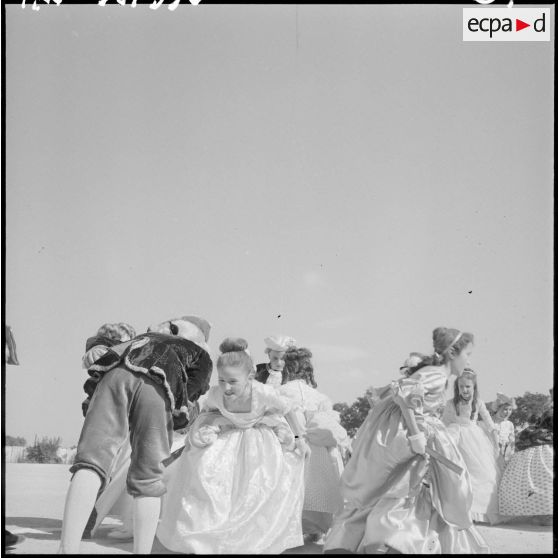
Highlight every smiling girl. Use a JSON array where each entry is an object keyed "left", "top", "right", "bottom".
[
  {"left": 490, "top": 393, "right": 517, "bottom": 464},
  {"left": 442, "top": 369, "right": 502, "bottom": 524},
  {"left": 156, "top": 337, "right": 310, "bottom": 554}
]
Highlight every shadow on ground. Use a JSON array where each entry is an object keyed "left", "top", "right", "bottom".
[
  {"left": 5, "top": 518, "right": 62, "bottom": 542},
  {"left": 481, "top": 520, "right": 553, "bottom": 533},
  {"left": 4, "top": 517, "right": 324, "bottom": 555},
  {"left": 4, "top": 518, "right": 138, "bottom": 554}
]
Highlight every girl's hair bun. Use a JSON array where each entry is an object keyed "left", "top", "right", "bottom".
[{"left": 219, "top": 337, "right": 248, "bottom": 354}]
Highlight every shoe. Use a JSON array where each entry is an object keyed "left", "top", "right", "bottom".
[
  {"left": 532, "top": 515, "right": 553, "bottom": 526},
  {"left": 107, "top": 528, "right": 133, "bottom": 540},
  {"left": 4, "top": 531, "right": 24, "bottom": 547},
  {"left": 303, "top": 533, "right": 321, "bottom": 544}
]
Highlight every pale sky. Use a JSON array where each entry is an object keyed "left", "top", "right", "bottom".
[{"left": 2, "top": 3, "right": 554, "bottom": 446}]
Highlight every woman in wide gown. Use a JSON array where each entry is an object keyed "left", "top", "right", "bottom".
[
  {"left": 323, "top": 327, "right": 490, "bottom": 554},
  {"left": 156, "top": 338, "right": 309, "bottom": 554}
]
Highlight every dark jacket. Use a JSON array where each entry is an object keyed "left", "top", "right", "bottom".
[
  {"left": 254, "top": 362, "right": 287, "bottom": 385},
  {"left": 84, "top": 332, "right": 213, "bottom": 429}
]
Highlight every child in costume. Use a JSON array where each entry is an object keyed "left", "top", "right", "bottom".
[
  {"left": 84, "top": 317, "right": 210, "bottom": 542},
  {"left": 490, "top": 392, "right": 516, "bottom": 465},
  {"left": 442, "top": 369, "right": 502, "bottom": 524},
  {"left": 58, "top": 316, "right": 213, "bottom": 554},
  {"left": 82, "top": 322, "right": 137, "bottom": 369},
  {"left": 80, "top": 322, "right": 137, "bottom": 539},
  {"left": 323, "top": 327, "right": 489, "bottom": 554},
  {"left": 81, "top": 322, "right": 136, "bottom": 420},
  {"left": 254, "top": 335, "right": 297, "bottom": 387},
  {"left": 278, "top": 346, "right": 349, "bottom": 543},
  {"left": 156, "top": 337, "right": 310, "bottom": 554}
]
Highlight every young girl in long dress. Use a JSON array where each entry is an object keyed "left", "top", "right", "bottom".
[
  {"left": 442, "top": 369, "right": 502, "bottom": 524},
  {"left": 156, "top": 338, "right": 310, "bottom": 554},
  {"left": 323, "top": 327, "right": 489, "bottom": 554},
  {"left": 278, "top": 347, "right": 350, "bottom": 542},
  {"left": 490, "top": 393, "right": 516, "bottom": 465}
]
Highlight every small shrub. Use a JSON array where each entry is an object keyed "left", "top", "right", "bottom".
[{"left": 24, "top": 436, "right": 63, "bottom": 464}]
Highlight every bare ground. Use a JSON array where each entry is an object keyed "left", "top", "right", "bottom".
[{"left": 3, "top": 464, "right": 554, "bottom": 554}]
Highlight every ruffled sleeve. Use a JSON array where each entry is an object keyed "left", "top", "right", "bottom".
[
  {"left": 391, "top": 367, "right": 448, "bottom": 421},
  {"left": 390, "top": 377, "right": 425, "bottom": 412},
  {"left": 257, "top": 382, "right": 296, "bottom": 416},
  {"left": 412, "top": 368, "right": 447, "bottom": 396}
]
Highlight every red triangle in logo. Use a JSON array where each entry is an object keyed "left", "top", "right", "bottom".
[{"left": 516, "top": 19, "right": 530, "bottom": 31}]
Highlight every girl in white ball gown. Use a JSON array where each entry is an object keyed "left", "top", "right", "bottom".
[
  {"left": 442, "top": 369, "right": 502, "bottom": 524},
  {"left": 156, "top": 337, "right": 310, "bottom": 554}
]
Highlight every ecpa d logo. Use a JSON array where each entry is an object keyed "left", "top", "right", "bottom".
[{"left": 463, "top": 8, "right": 550, "bottom": 41}]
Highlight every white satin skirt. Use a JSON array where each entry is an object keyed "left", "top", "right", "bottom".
[
  {"left": 446, "top": 422, "right": 502, "bottom": 524},
  {"left": 156, "top": 424, "right": 305, "bottom": 554}
]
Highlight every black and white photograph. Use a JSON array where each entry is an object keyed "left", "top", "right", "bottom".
[{"left": 1, "top": 0, "right": 554, "bottom": 554}]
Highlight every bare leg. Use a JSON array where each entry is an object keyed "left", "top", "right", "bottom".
[
  {"left": 132, "top": 496, "right": 161, "bottom": 554},
  {"left": 107, "top": 494, "right": 134, "bottom": 539},
  {"left": 120, "top": 497, "right": 134, "bottom": 533},
  {"left": 58, "top": 469, "right": 102, "bottom": 554}
]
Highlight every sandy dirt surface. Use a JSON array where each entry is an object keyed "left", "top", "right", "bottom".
[{"left": 3, "top": 464, "right": 554, "bottom": 554}]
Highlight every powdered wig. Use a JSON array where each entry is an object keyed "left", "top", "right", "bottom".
[
  {"left": 216, "top": 337, "right": 254, "bottom": 376},
  {"left": 263, "top": 335, "right": 297, "bottom": 355},
  {"left": 408, "top": 327, "right": 474, "bottom": 375},
  {"left": 283, "top": 347, "right": 317, "bottom": 388},
  {"left": 453, "top": 368, "right": 479, "bottom": 419},
  {"left": 147, "top": 318, "right": 209, "bottom": 352},
  {"left": 96, "top": 322, "right": 136, "bottom": 342}
]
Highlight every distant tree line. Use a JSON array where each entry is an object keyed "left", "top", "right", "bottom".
[
  {"left": 5, "top": 435, "right": 27, "bottom": 446},
  {"left": 334, "top": 390, "right": 551, "bottom": 438},
  {"left": 512, "top": 392, "right": 551, "bottom": 426},
  {"left": 333, "top": 396, "right": 371, "bottom": 438}
]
